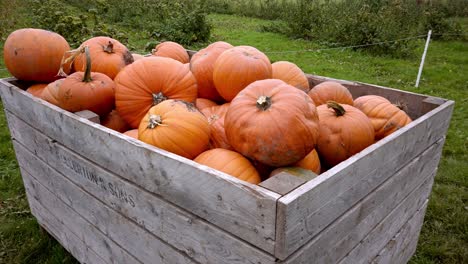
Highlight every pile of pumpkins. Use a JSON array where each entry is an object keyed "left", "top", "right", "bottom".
[{"left": 3, "top": 28, "right": 412, "bottom": 184}]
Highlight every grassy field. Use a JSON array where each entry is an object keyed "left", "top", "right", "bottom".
[{"left": 0, "top": 2, "right": 467, "bottom": 264}]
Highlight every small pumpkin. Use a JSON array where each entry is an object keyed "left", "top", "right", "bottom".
[
  {"left": 74, "top": 36, "right": 133, "bottom": 79},
  {"left": 225, "top": 79, "right": 320, "bottom": 167},
  {"left": 201, "top": 103, "right": 232, "bottom": 150},
  {"left": 190, "top": 41, "right": 233, "bottom": 102},
  {"left": 152, "top": 41, "right": 189, "bottom": 64},
  {"left": 293, "top": 149, "right": 321, "bottom": 174},
  {"left": 26, "top": 83, "right": 48, "bottom": 97},
  {"left": 115, "top": 57, "right": 198, "bottom": 128},
  {"left": 194, "top": 148, "right": 261, "bottom": 184},
  {"left": 354, "top": 95, "right": 412, "bottom": 140},
  {"left": 213, "top": 46, "right": 272, "bottom": 102},
  {"left": 272, "top": 61, "right": 309, "bottom": 92},
  {"left": 138, "top": 100, "right": 210, "bottom": 160},
  {"left": 195, "top": 98, "right": 218, "bottom": 110},
  {"left": 316, "top": 101, "right": 374, "bottom": 167},
  {"left": 123, "top": 129, "right": 138, "bottom": 139},
  {"left": 308, "top": 81, "right": 354, "bottom": 106},
  {"left": 3, "top": 28, "right": 70, "bottom": 82},
  {"left": 102, "top": 110, "right": 131, "bottom": 133}
]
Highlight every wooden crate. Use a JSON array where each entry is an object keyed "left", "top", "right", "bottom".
[{"left": 0, "top": 72, "right": 453, "bottom": 264}]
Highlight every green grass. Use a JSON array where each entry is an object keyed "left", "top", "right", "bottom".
[{"left": 0, "top": 4, "right": 467, "bottom": 264}]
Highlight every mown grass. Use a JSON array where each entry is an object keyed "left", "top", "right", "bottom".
[{"left": 0, "top": 4, "right": 466, "bottom": 264}]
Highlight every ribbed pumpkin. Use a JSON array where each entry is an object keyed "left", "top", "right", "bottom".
[
  {"left": 102, "top": 110, "right": 131, "bottom": 133},
  {"left": 201, "top": 103, "right": 232, "bottom": 150},
  {"left": 308, "top": 81, "right": 354, "bottom": 106},
  {"left": 225, "top": 79, "right": 320, "bottom": 167},
  {"left": 294, "top": 149, "right": 321, "bottom": 174},
  {"left": 123, "top": 129, "right": 138, "bottom": 139},
  {"left": 195, "top": 98, "right": 218, "bottom": 110},
  {"left": 213, "top": 46, "right": 272, "bottom": 102},
  {"left": 3, "top": 28, "right": 70, "bottom": 82},
  {"left": 152, "top": 41, "right": 189, "bottom": 63},
  {"left": 115, "top": 57, "right": 198, "bottom": 128},
  {"left": 194, "top": 148, "right": 261, "bottom": 184},
  {"left": 138, "top": 100, "right": 210, "bottom": 160},
  {"left": 26, "top": 83, "right": 48, "bottom": 97},
  {"left": 132, "top": 53, "right": 144, "bottom": 61},
  {"left": 41, "top": 46, "right": 115, "bottom": 117},
  {"left": 354, "top": 95, "right": 412, "bottom": 140},
  {"left": 190, "top": 41, "right": 233, "bottom": 102},
  {"left": 272, "top": 61, "right": 309, "bottom": 92},
  {"left": 74, "top": 36, "right": 133, "bottom": 79},
  {"left": 316, "top": 101, "right": 374, "bottom": 167}
]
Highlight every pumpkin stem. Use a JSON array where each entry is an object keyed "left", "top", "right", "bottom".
[
  {"left": 104, "top": 41, "right": 114, "bottom": 53},
  {"left": 327, "top": 101, "right": 346, "bottom": 116},
  {"left": 57, "top": 46, "right": 85, "bottom": 77},
  {"left": 152, "top": 92, "right": 167, "bottom": 105},
  {"left": 82, "top": 46, "right": 93, "bottom": 83},
  {"left": 394, "top": 101, "right": 409, "bottom": 113},
  {"left": 256, "top": 96, "right": 272, "bottom": 111},
  {"left": 147, "top": 114, "right": 167, "bottom": 129}
]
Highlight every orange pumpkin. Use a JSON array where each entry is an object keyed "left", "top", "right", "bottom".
[
  {"left": 26, "top": 83, "right": 48, "bottom": 97},
  {"left": 74, "top": 36, "right": 133, "bottom": 79},
  {"left": 3, "top": 28, "right": 70, "bottom": 82},
  {"left": 201, "top": 103, "right": 232, "bottom": 150},
  {"left": 354, "top": 95, "right": 412, "bottom": 140},
  {"left": 123, "top": 129, "right": 138, "bottom": 139},
  {"left": 194, "top": 148, "right": 261, "bottom": 184},
  {"left": 225, "top": 79, "right": 320, "bottom": 167},
  {"left": 272, "top": 61, "right": 309, "bottom": 92},
  {"left": 308, "top": 81, "right": 354, "bottom": 106},
  {"left": 316, "top": 101, "right": 374, "bottom": 167},
  {"left": 213, "top": 46, "right": 272, "bottom": 102},
  {"left": 41, "top": 46, "right": 115, "bottom": 117},
  {"left": 138, "top": 100, "right": 210, "bottom": 160},
  {"left": 195, "top": 98, "right": 218, "bottom": 110},
  {"left": 190, "top": 41, "right": 233, "bottom": 102},
  {"left": 294, "top": 149, "right": 321, "bottom": 174},
  {"left": 132, "top": 53, "right": 144, "bottom": 61},
  {"left": 102, "top": 110, "right": 131, "bottom": 133},
  {"left": 115, "top": 57, "right": 198, "bottom": 128},
  {"left": 152, "top": 41, "right": 189, "bottom": 63}
]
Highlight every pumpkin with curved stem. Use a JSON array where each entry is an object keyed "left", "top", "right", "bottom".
[
  {"left": 123, "top": 129, "right": 138, "bottom": 139},
  {"left": 138, "top": 100, "right": 210, "bottom": 160},
  {"left": 152, "top": 41, "right": 189, "bottom": 63},
  {"left": 194, "top": 148, "right": 261, "bottom": 184},
  {"left": 115, "top": 57, "right": 198, "bottom": 128},
  {"left": 294, "top": 149, "right": 321, "bottom": 174},
  {"left": 308, "top": 81, "right": 354, "bottom": 106},
  {"left": 213, "top": 46, "right": 272, "bottom": 102},
  {"left": 27, "top": 83, "right": 48, "bottom": 97},
  {"left": 354, "top": 95, "right": 412, "bottom": 140},
  {"left": 225, "top": 79, "right": 320, "bottom": 167},
  {"left": 102, "top": 110, "right": 131, "bottom": 133},
  {"left": 3, "top": 28, "right": 70, "bottom": 82},
  {"left": 316, "top": 101, "right": 374, "bottom": 167},
  {"left": 42, "top": 46, "right": 115, "bottom": 117},
  {"left": 190, "top": 41, "right": 233, "bottom": 102},
  {"left": 74, "top": 36, "right": 133, "bottom": 79},
  {"left": 195, "top": 98, "right": 218, "bottom": 110},
  {"left": 201, "top": 103, "right": 232, "bottom": 150},
  {"left": 272, "top": 61, "right": 309, "bottom": 92}
]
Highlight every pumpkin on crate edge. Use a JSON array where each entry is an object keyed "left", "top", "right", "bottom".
[
  {"left": 293, "top": 148, "right": 321, "bottom": 174},
  {"left": 102, "top": 110, "right": 131, "bottom": 133},
  {"left": 123, "top": 129, "right": 138, "bottom": 139},
  {"left": 308, "top": 81, "right": 354, "bottom": 106},
  {"left": 27, "top": 83, "right": 48, "bottom": 98},
  {"left": 152, "top": 41, "right": 190, "bottom": 64},
  {"left": 272, "top": 61, "right": 309, "bottom": 93}
]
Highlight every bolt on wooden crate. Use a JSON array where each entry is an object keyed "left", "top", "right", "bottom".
[{"left": 0, "top": 68, "right": 454, "bottom": 263}]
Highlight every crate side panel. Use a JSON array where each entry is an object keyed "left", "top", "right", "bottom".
[
  {"left": 0, "top": 79, "right": 279, "bottom": 253},
  {"left": 275, "top": 99, "right": 453, "bottom": 259}
]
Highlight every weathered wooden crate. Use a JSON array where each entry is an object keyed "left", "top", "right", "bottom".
[{"left": 0, "top": 69, "right": 453, "bottom": 263}]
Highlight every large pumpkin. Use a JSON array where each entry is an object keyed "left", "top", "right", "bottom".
[
  {"left": 308, "top": 81, "right": 354, "bottom": 106},
  {"left": 354, "top": 95, "right": 412, "bottom": 140},
  {"left": 115, "top": 57, "right": 198, "bottom": 128},
  {"left": 213, "top": 46, "right": 272, "bottom": 102},
  {"left": 272, "top": 61, "right": 309, "bottom": 92},
  {"left": 190, "top": 41, "right": 233, "bottom": 102},
  {"left": 26, "top": 83, "right": 48, "bottom": 97},
  {"left": 138, "top": 100, "right": 210, "bottom": 160},
  {"left": 74, "top": 36, "right": 133, "bottom": 79},
  {"left": 194, "top": 148, "right": 261, "bottom": 184},
  {"left": 225, "top": 79, "right": 320, "bottom": 167},
  {"left": 316, "top": 101, "right": 374, "bottom": 167},
  {"left": 201, "top": 103, "right": 232, "bottom": 150},
  {"left": 41, "top": 46, "right": 115, "bottom": 117},
  {"left": 152, "top": 41, "right": 189, "bottom": 64},
  {"left": 3, "top": 28, "right": 70, "bottom": 82},
  {"left": 195, "top": 98, "right": 218, "bottom": 111},
  {"left": 102, "top": 110, "right": 131, "bottom": 133},
  {"left": 294, "top": 149, "right": 321, "bottom": 174}
]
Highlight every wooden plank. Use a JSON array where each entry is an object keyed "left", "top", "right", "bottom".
[
  {"left": 9, "top": 117, "right": 276, "bottom": 264},
  {"left": 274, "top": 97, "right": 453, "bottom": 259},
  {"left": 0, "top": 78, "right": 280, "bottom": 253},
  {"left": 75, "top": 110, "right": 100, "bottom": 123},
  {"left": 278, "top": 138, "right": 443, "bottom": 264},
  {"left": 16, "top": 148, "right": 197, "bottom": 264},
  {"left": 259, "top": 173, "right": 308, "bottom": 195},
  {"left": 28, "top": 199, "right": 108, "bottom": 264}
]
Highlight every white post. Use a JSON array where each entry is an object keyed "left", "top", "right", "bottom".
[{"left": 415, "top": 30, "right": 432, "bottom": 87}]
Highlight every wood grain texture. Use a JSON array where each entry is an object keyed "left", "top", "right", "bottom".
[
  {"left": 274, "top": 97, "right": 453, "bottom": 259},
  {"left": 74, "top": 110, "right": 100, "bottom": 123},
  {"left": 278, "top": 139, "right": 443, "bottom": 264},
  {"left": 9, "top": 115, "right": 276, "bottom": 264},
  {"left": 259, "top": 173, "right": 309, "bottom": 195},
  {"left": 0, "top": 79, "right": 280, "bottom": 253}
]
